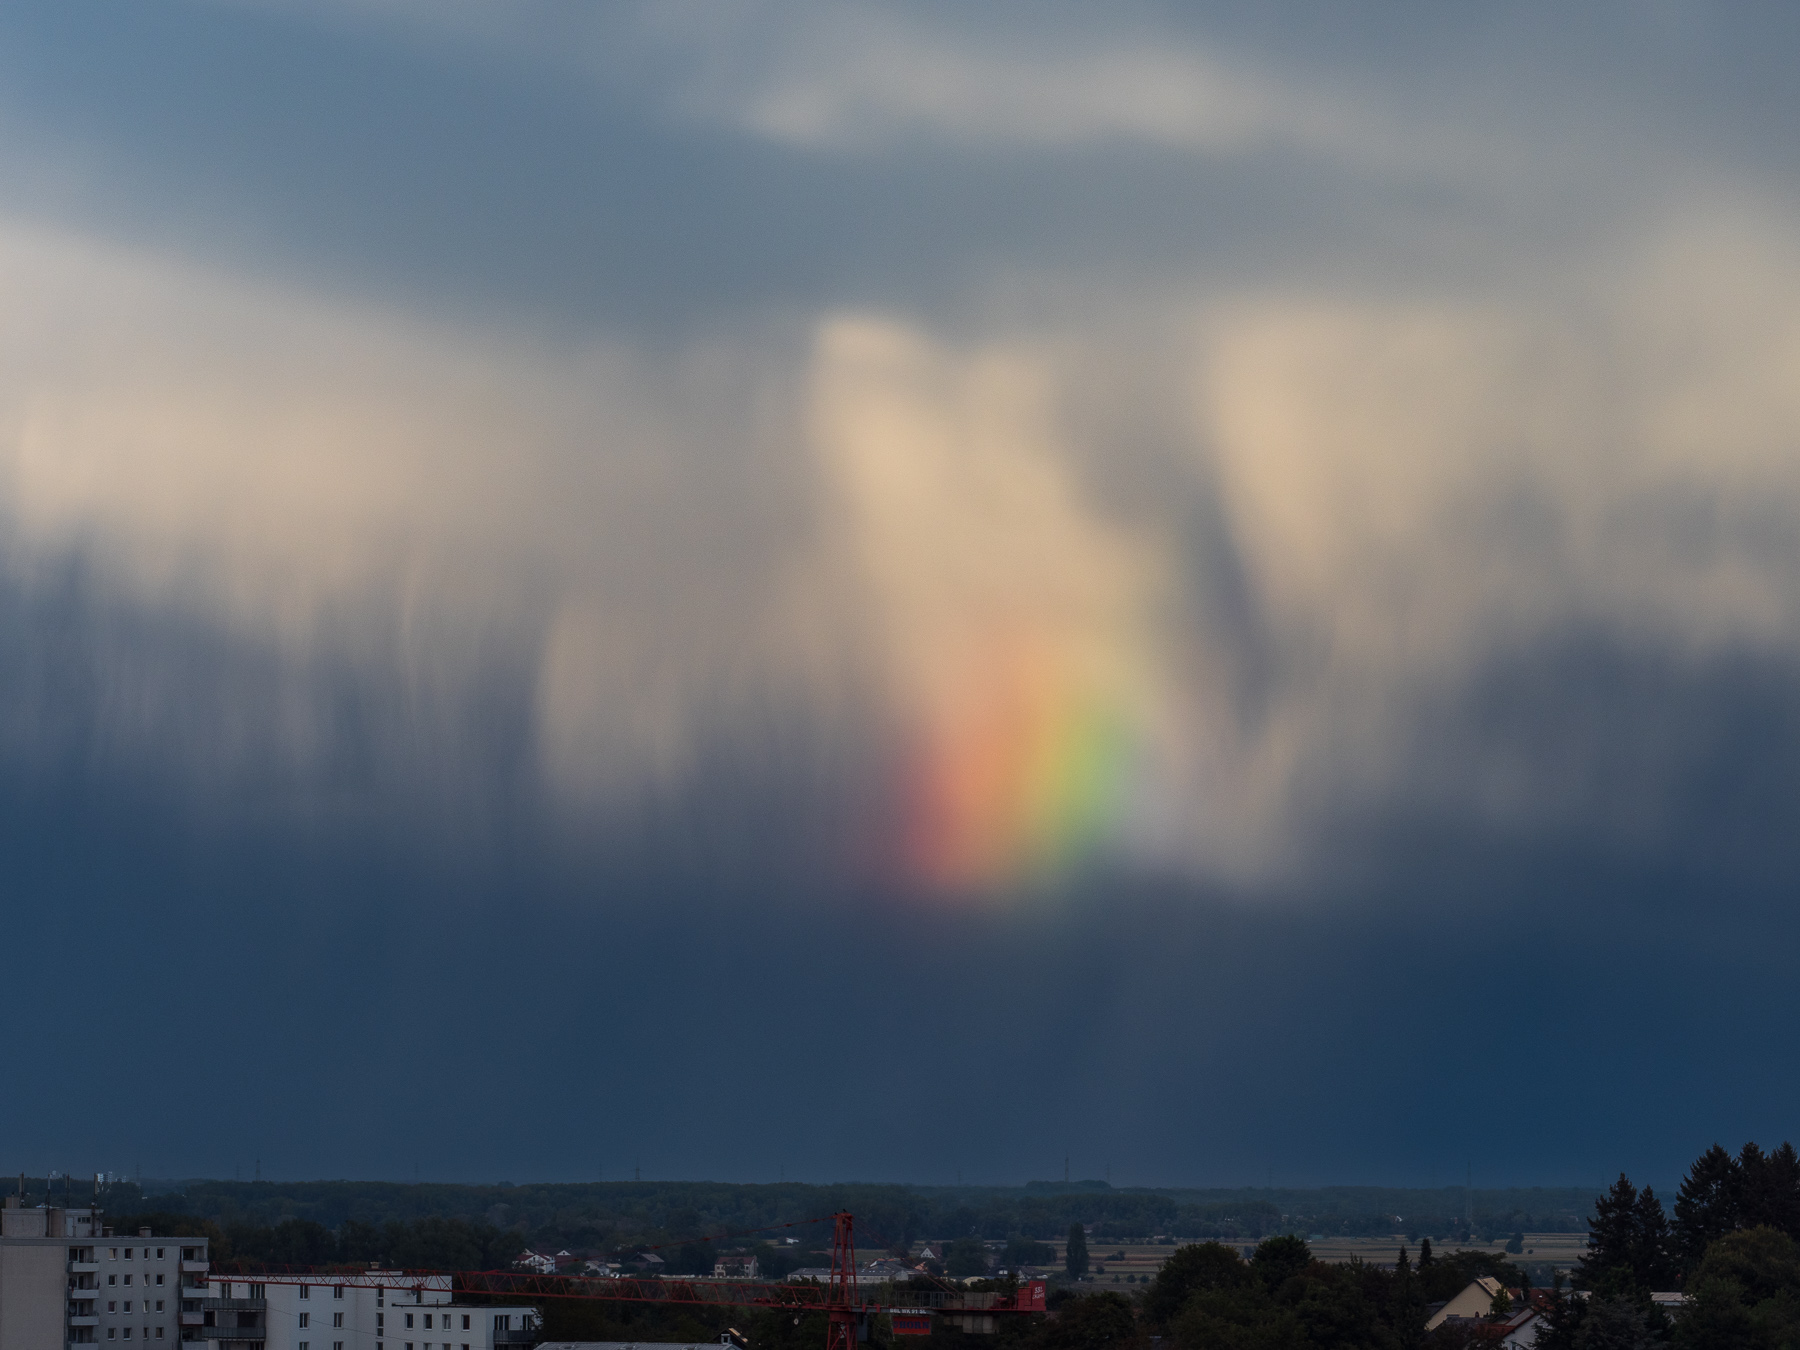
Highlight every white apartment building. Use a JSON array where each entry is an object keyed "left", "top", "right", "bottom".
[
  {"left": 201, "top": 1272, "right": 540, "bottom": 1350},
  {"left": 0, "top": 1199, "right": 209, "bottom": 1345}
]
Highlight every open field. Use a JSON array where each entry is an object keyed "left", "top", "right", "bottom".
[{"left": 1038, "top": 1234, "right": 1589, "bottom": 1283}]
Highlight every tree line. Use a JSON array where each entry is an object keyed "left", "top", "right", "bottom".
[
  {"left": 1542, "top": 1139, "right": 1800, "bottom": 1349},
  {"left": 112, "top": 1177, "right": 1591, "bottom": 1255}
]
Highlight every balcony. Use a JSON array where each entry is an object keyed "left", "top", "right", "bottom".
[
  {"left": 181, "top": 1261, "right": 210, "bottom": 1274},
  {"left": 67, "top": 1314, "right": 99, "bottom": 1326},
  {"left": 181, "top": 1312, "right": 205, "bottom": 1327},
  {"left": 494, "top": 1332, "right": 538, "bottom": 1345},
  {"left": 69, "top": 1262, "right": 100, "bottom": 1274}
]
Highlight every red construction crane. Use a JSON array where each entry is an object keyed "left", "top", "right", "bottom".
[{"left": 213, "top": 1213, "right": 1048, "bottom": 1345}]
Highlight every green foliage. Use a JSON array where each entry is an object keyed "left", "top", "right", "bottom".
[
  {"left": 107, "top": 1211, "right": 520, "bottom": 1271},
  {"left": 947, "top": 1237, "right": 990, "bottom": 1279},
  {"left": 1668, "top": 1226, "right": 1800, "bottom": 1350},
  {"left": 1577, "top": 1175, "right": 1673, "bottom": 1294},
  {"left": 1139, "top": 1242, "right": 1252, "bottom": 1328},
  {"left": 126, "top": 1177, "right": 1592, "bottom": 1250},
  {"left": 1673, "top": 1140, "right": 1800, "bottom": 1281},
  {"left": 1572, "top": 1295, "right": 1660, "bottom": 1350},
  {"left": 1250, "top": 1235, "right": 1311, "bottom": 1292},
  {"left": 1065, "top": 1224, "right": 1089, "bottom": 1279},
  {"left": 1506, "top": 1232, "right": 1526, "bottom": 1255},
  {"left": 1031, "top": 1292, "right": 1139, "bottom": 1350}
]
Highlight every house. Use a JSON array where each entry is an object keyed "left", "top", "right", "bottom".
[
  {"left": 713, "top": 1256, "right": 760, "bottom": 1279},
  {"left": 517, "top": 1251, "right": 558, "bottom": 1275},
  {"left": 1425, "top": 1277, "right": 1507, "bottom": 1330},
  {"left": 1426, "top": 1282, "right": 1558, "bottom": 1347}
]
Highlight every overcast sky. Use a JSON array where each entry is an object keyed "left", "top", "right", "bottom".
[{"left": 5, "top": 1, "right": 1800, "bottom": 1190}]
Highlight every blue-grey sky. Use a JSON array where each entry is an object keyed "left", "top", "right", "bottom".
[{"left": 4, "top": 1, "right": 1800, "bottom": 1191}]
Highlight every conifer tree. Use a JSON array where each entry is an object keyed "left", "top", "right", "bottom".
[
  {"left": 1764, "top": 1142, "right": 1800, "bottom": 1238},
  {"left": 1580, "top": 1174, "right": 1652, "bottom": 1292},
  {"left": 1064, "top": 1222, "right": 1088, "bottom": 1279},
  {"left": 1631, "top": 1184, "right": 1675, "bottom": 1290},
  {"left": 1674, "top": 1143, "right": 1741, "bottom": 1275},
  {"left": 1739, "top": 1142, "right": 1772, "bottom": 1230}
]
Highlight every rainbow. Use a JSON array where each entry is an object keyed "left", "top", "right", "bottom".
[{"left": 892, "top": 632, "right": 1146, "bottom": 893}]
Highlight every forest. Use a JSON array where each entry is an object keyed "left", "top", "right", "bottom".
[{"left": 66, "top": 1147, "right": 1800, "bottom": 1347}]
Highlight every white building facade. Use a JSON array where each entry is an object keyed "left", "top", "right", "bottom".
[
  {"left": 0, "top": 1200, "right": 210, "bottom": 1345},
  {"left": 200, "top": 1272, "right": 540, "bottom": 1350}
]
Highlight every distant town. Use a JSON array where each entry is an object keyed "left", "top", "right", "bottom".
[{"left": 3, "top": 1148, "right": 1792, "bottom": 1349}]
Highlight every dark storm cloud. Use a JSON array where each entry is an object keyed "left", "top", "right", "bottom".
[{"left": 2, "top": 0, "right": 1800, "bottom": 1185}]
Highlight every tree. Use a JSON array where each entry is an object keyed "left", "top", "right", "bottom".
[
  {"left": 1574, "top": 1296, "right": 1659, "bottom": 1350},
  {"left": 1138, "top": 1242, "right": 1249, "bottom": 1328},
  {"left": 1632, "top": 1186, "right": 1677, "bottom": 1291},
  {"left": 946, "top": 1237, "right": 989, "bottom": 1279},
  {"left": 1761, "top": 1143, "right": 1800, "bottom": 1238},
  {"left": 1036, "top": 1292, "right": 1140, "bottom": 1350},
  {"left": 1675, "top": 1144, "right": 1741, "bottom": 1276},
  {"left": 1669, "top": 1226, "right": 1800, "bottom": 1350},
  {"left": 1250, "top": 1235, "right": 1311, "bottom": 1292},
  {"left": 1580, "top": 1175, "right": 1672, "bottom": 1294},
  {"left": 1066, "top": 1223, "right": 1089, "bottom": 1279},
  {"left": 1507, "top": 1232, "right": 1526, "bottom": 1255}
]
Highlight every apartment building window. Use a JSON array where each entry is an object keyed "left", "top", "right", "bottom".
[
  {"left": 300, "top": 1312, "right": 310, "bottom": 1327},
  {"left": 405, "top": 1314, "right": 414, "bottom": 1329},
  {"left": 123, "top": 1330, "right": 132, "bottom": 1340},
  {"left": 335, "top": 1343, "right": 344, "bottom": 1350},
  {"left": 125, "top": 1301, "right": 133, "bottom": 1313},
  {"left": 156, "top": 1330, "right": 164, "bottom": 1339},
  {"left": 462, "top": 1316, "right": 470, "bottom": 1330},
  {"left": 155, "top": 1274, "right": 164, "bottom": 1285},
  {"left": 110, "top": 1249, "right": 119, "bottom": 1260},
  {"left": 125, "top": 1249, "right": 134, "bottom": 1259},
  {"left": 301, "top": 1284, "right": 311, "bottom": 1299},
  {"left": 107, "top": 1331, "right": 115, "bottom": 1340},
  {"left": 125, "top": 1275, "right": 133, "bottom": 1286},
  {"left": 335, "top": 1286, "right": 345, "bottom": 1299},
  {"left": 299, "top": 1342, "right": 309, "bottom": 1350},
  {"left": 333, "top": 1313, "right": 344, "bottom": 1327},
  {"left": 155, "top": 1301, "right": 164, "bottom": 1312},
  {"left": 424, "top": 1315, "right": 433, "bottom": 1329},
  {"left": 109, "top": 1275, "right": 117, "bottom": 1285},
  {"left": 378, "top": 1288, "right": 385, "bottom": 1307}
]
